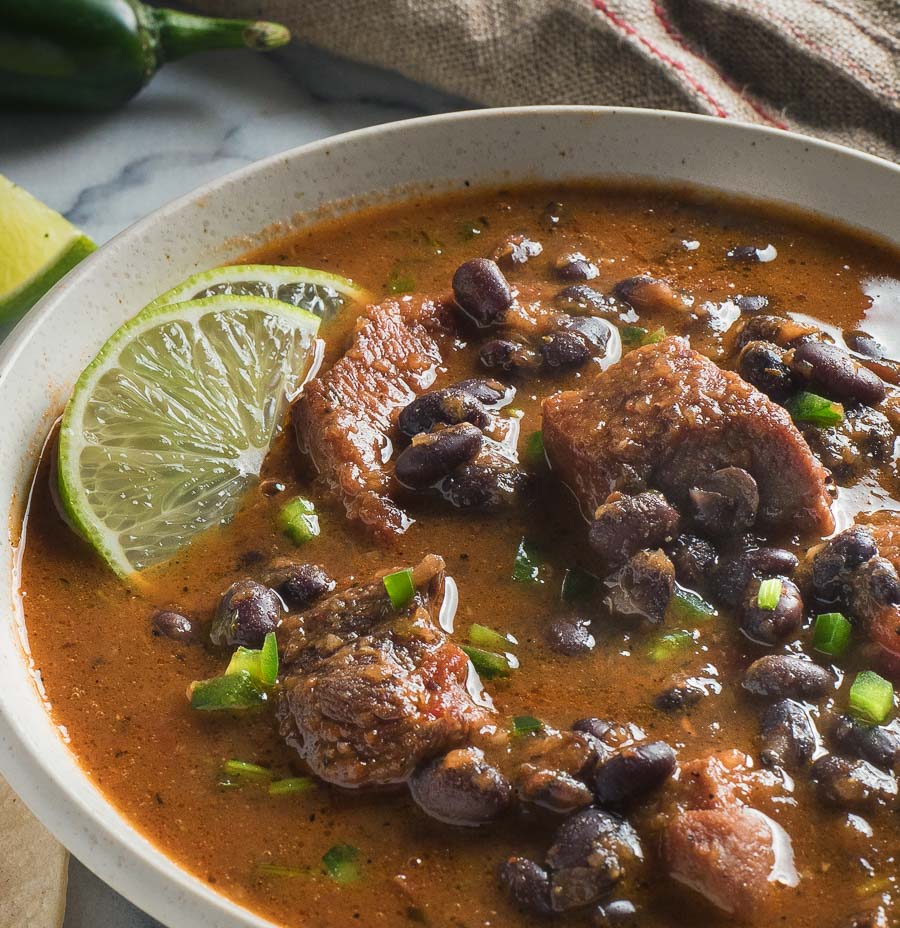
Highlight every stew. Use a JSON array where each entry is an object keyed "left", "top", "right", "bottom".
[{"left": 17, "top": 182, "right": 900, "bottom": 927}]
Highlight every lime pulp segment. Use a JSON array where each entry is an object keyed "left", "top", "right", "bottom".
[{"left": 58, "top": 295, "right": 321, "bottom": 577}]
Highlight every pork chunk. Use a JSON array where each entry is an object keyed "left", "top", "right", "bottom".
[
  {"left": 277, "top": 555, "right": 492, "bottom": 787},
  {"left": 292, "top": 297, "right": 453, "bottom": 540},
  {"left": 542, "top": 337, "right": 834, "bottom": 534},
  {"left": 664, "top": 751, "right": 798, "bottom": 920}
]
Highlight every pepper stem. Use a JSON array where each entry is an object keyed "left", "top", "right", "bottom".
[{"left": 150, "top": 7, "right": 290, "bottom": 62}]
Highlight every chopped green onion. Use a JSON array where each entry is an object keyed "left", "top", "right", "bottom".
[
  {"left": 461, "top": 645, "right": 512, "bottom": 679},
  {"left": 225, "top": 632, "right": 279, "bottom": 686},
  {"left": 813, "top": 612, "right": 852, "bottom": 657},
  {"left": 511, "top": 715, "right": 543, "bottom": 735},
  {"left": 644, "top": 326, "right": 667, "bottom": 344},
  {"left": 619, "top": 325, "right": 648, "bottom": 347},
  {"left": 757, "top": 578, "right": 783, "bottom": 611},
  {"left": 668, "top": 588, "right": 717, "bottom": 623},
  {"left": 387, "top": 268, "right": 416, "bottom": 294},
  {"left": 279, "top": 496, "right": 320, "bottom": 545},
  {"left": 268, "top": 776, "right": 316, "bottom": 797},
  {"left": 383, "top": 568, "right": 416, "bottom": 609},
  {"left": 787, "top": 391, "right": 844, "bottom": 427},
  {"left": 461, "top": 218, "right": 487, "bottom": 240},
  {"left": 505, "top": 406, "right": 524, "bottom": 419},
  {"left": 524, "top": 431, "right": 545, "bottom": 468},
  {"left": 561, "top": 567, "right": 596, "bottom": 603},
  {"left": 257, "top": 863, "right": 310, "bottom": 879},
  {"left": 647, "top": 629, "right": 695, "bottom": 663},
  {"left": 468, "top": 623, "right": 516, "bottom": 651},
  {"left": 849, "top": 671, "right": 895, "bottom": 726},
  {"left": 322, "top": 844, "right": 361, "bottom": 885},
  {"left": 512, "top": 538, "right": 542, "bottom": 583},
  {"left": 190, "top": 670, "right": 267, "bottom": 711},
  {"left": 221, "top": 760, "right": 273, "bottom": 783}
]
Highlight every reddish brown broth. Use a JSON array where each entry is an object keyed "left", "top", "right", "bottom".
[{"left": 18, "top": 184, "right": 900, "bottom": 927}]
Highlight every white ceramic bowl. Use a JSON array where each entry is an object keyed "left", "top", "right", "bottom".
[{"left": 1, "top": 107, "right": 898, "bottom": 928}]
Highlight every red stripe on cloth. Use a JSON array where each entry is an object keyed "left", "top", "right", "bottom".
[
  {"left": 592, "top": 0, "right": 729, "bottom": 118},
  {"left": 651, "top": 1, "right": 789, "bottom": 129}
]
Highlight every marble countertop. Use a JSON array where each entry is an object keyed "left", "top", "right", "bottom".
[{"left": 0, "top": 43, "right": 465, "bottom": 928}]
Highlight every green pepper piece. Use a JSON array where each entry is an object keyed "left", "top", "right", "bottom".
[
  {"left": 460, "top": 645, "right": 513, "bottom": 679},
  {"left": 322, "top": 844, "right": 361, "bottom": 884},
  {"left": 189, "top": 670, "right": 266, "bottom": 711},
  {"left": 279, "top": 497, "right": 320, "bottom": 545},
  {"left": 225, "top": 632, "right": 279, "bottom": 686},
  {"left": 0, "top": 0, "right": 290, "bottom": 111}
]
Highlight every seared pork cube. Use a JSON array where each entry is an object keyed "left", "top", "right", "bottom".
[
  {"left": 277, "top": 555, "right": 491, "bottom": 787},
  {"left": 542, "top": 338, "right": 834, "bottom": 535}
]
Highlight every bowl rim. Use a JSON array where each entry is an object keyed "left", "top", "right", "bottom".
[{"left": 1, "top": 105, "right": 898, "bottom": 928}]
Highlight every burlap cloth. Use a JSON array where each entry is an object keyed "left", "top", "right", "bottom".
[{"left": 191, "top": 0, "right": 899, "bottom": 160}]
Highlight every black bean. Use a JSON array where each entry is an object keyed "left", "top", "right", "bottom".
[
  {"left": 738, "top": 340, "right": 795, "bottom": 400},
  {"left": 540, "top": 330, "right": 593, "bottom": 370},
  {"left": 726, "top": 243, "right": 776, "bottom": 262},
  {"left": 852, "top": 556, "right": 900, "bottom": 606},
  {"left": 594, "top": 900, "right": 640, "bottom": 927},
  {"left": 791, "top": 339, "right": 886, "bottom": 405},
  {"left": 452, "top": 377, "right": 513, "bottom": 406},
  {"left": 654, "top": 677, "right": 707, "bottom": 712},
  {"left": 410, "top": 746, "right": 511, "bottom": 826},
  {"left": 498, "top": 858, "right": 553, "bottom": 915},
  {"left": 546, "top": 809, "right": 643, "bottom": 911},
  {"left": 760, "top": 699, "right": 816, "bottom": 770},
  {"left": 440, "top": 462, "right": 522, "bottom": 509},
  {"left": 542, "top": 201, "right": 567, "bottom": 231},
  {"left": 604, "top": 550, "right": 675, "bottom": 624},
  {"left": 740, "top": 578, "right": 804, "bottom": 645},
  {"left": 479, "top": 338, "right": 538, "bottom": 374},
  {"left": 566, "top": 315, "right": 614, "bottom": 350},
  {"left": 517, "top": 769, "right": 594, "bottom": 813},
  {"left": 545, "top": 617, "right": 596, "bottom": 656},
  {"left": 210, "top": 579, "right": 282, "bottom": 648},
  {"left": 151, "top": 609, "right": 198, "bottom": 643},
  {"left": 689, "top": 467, "right": 759, "bottom": 536},
  {"left": 592, "top": 741, "right": 676, "bottom": 805},
  {"left": 810, "top": 527, "right": 878, "bottom": 601},
  {"left": 398, "top": 388, "right": 489, "bottom": 437},
  {"left": 832, "top": 716, "right": 900, "bottom": 773},
  {"left": 554, "top": 252, "right": 599, "bottom": 282},
  {"left": 743, "top": 654, "right": 837, "bottom": 700},
  {"left": 555, "top": 285, "right": 616, "bottom": 316},
  {"left": 735, "top": 315, "right": 819, "bottom": 351},
  {"left": 612, "top": 275, "right": 683, "bottom": 314},
  {"left": 452, "top": 258, "right": 512, "bottom": 326},
  {"left": 572, "top": 718, "right": 615, "bottom": 741},
  {"left": 265, "top": 560, "right": 334, "bottom": 610},
  {"left": 669, "top": 534, "right": 717, "bottom": 588},
  {"left": 844, "top": 330, "right": 885, "bottom": 359},
  {"left": 395, "top": 423, "right": 483, "bottom": 490},
  {"left": 811, "top": 754, "right": 898, "bottom": 810},
  {"left": 713, "top": 546, "right": 798, "bottom": 607},
  {"left": 736, "top": 295, "right": 769, "bottom": 314},
  {"left": 589, "top": 492, "right": 680, "bottom": 572}
]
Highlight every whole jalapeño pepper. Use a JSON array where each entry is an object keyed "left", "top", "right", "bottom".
[{"left": 0, "top": 0, "right": 290, "bottom": 110}]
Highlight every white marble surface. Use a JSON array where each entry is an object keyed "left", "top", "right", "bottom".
[{"left": 0, "top": 43, "right": 465, "bottom": 928}]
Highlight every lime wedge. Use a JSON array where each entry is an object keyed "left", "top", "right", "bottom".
[
  {"left": 149, "top": 264, "right": 368, "bottom": 321},
  {"left": 0, "top": 174, "right": 96, "bottom": 324},
  {"left": 58, "top": 295, "right": 321, "bottom": 577}
]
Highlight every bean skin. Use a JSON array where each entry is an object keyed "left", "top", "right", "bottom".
[
  {"left": 738, "top": 340, "right": 795, "bottom": 400},
  {"left": 151, "top": 609, "right": 198, "bottom": 643},
  {"left": 589, "top": 492, "right": 680, "bottom": 572},
  {"left": 612, "top": 275, "right": 684, "bottom": 314},
  {"left": 592, "top": 741, "right": 676, "bottom": 805},
  {"left": 395, "top": 423, "right": 483, "bottom": 490},
  {"left": 740, "top": 578, "right": 804, "bottom": 645},
  {"left": 398, "top": 388, "right": 489, "bottom": 437},
  {"left": 210, "top": 580, "right": 282, "bottom": 648},
  {"left": 689, "top": 467, "right": 759, "bottom": 536},
  {"left": 743, "top": 654, "right": 837, "bottom": 700},
  {"left": 452, "top": 258, "right": 512, "bottom": 326},
  {"left": 604, "top": 550, "right": 676, "bottom": 624},
  {"left": 790, "top": 339, "right": 886, "bottom": 405},
  {"left": 760, "top": 699, "right": 816, "bottom": 770},
  {"left": 669, "top": 534, "right": 717, "bottom": 588}
]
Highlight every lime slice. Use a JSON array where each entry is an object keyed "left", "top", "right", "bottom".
[
  {"left": 0, "top": 174, "right": 96, "bottom": 324},
  {"left": 58, "top": 295, "right": 321, "bottom": 577},
  {"left": 149, "top": 264, "right": 368, "bottom": 321}
]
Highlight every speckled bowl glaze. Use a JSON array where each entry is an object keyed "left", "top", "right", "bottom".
[{"left": 1, "top": 108, "right": 898, "bottom": 928}]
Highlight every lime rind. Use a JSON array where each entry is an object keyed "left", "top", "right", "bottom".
[
  {"left": 148, "top": 263, "right": 369, "bottom": 320},
  {"left": 58, "top": 295, "right": 320, "bottom": 578}
]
